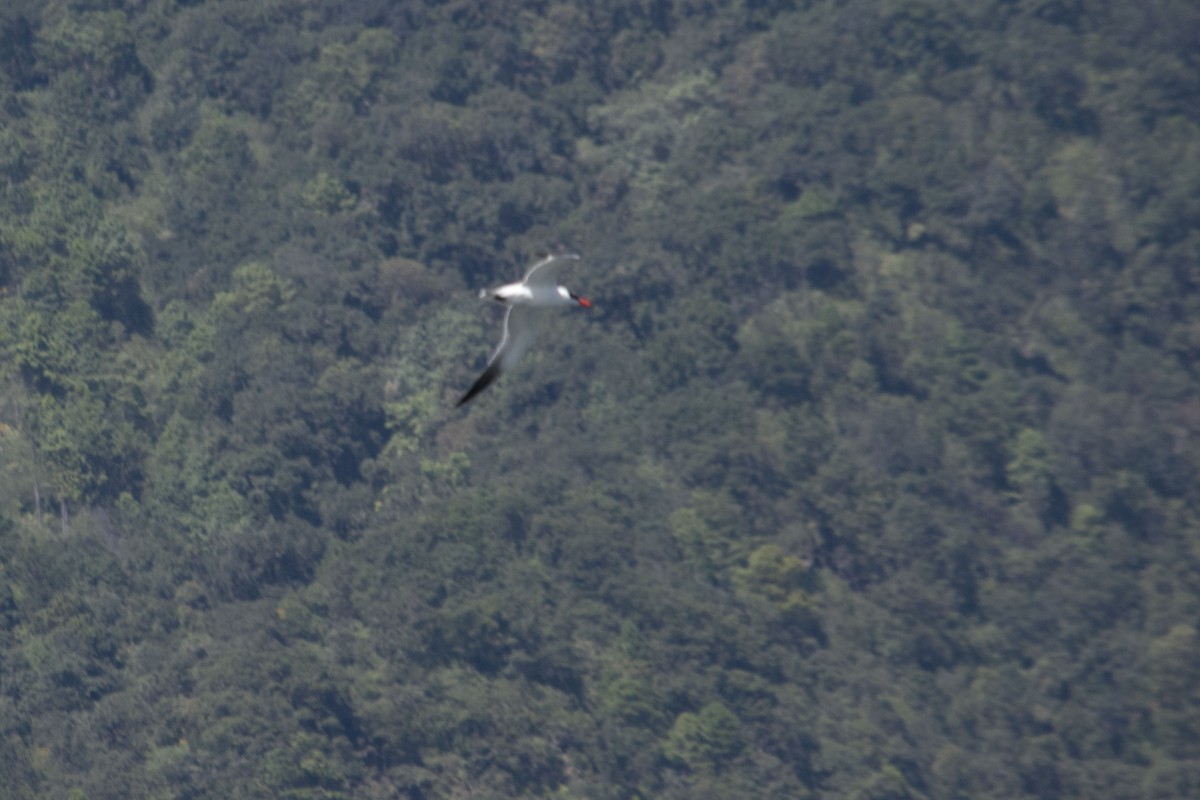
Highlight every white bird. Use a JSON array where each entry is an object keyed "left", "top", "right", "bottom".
[{"left": 457, "top": 253, "right": 592, "bottom": 407}]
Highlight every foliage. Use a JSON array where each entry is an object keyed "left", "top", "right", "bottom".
[{"left": 1, "top": 0, "right": 1199, "bottom": 798}]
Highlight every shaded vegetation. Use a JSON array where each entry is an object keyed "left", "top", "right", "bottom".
[{"left": 2, "top": 0, "right": 1199, "bottom": 797}]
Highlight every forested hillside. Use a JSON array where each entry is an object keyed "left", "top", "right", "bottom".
[{"left": 2, "top": 0, "right": 1199, "bottom": 797}]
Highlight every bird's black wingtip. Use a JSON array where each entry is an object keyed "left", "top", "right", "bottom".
[{"left": 456, "top": 362, "right": 503, "bottom": 408}]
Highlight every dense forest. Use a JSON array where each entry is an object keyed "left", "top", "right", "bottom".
[{"left": 1, "top": 0, "right": 1199, "bottom": 797}]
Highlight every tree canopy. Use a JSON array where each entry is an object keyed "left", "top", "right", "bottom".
[{"left": 1, "top": 0, "right": 1199, "bottom": 798}]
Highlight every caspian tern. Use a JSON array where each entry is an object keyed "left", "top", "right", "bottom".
[{"left": 456, "top": 253, "right": 592, "bottom": 407}]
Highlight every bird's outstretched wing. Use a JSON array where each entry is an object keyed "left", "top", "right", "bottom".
[
  {"left": 456, "top": 305, "right": 539, "bottom": 407},
  {"left": 522, "top": 253, "right": 581, "bottom": 289}
]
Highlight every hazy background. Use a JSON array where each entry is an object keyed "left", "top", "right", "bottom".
[{"left": 1, "top": 1, "right": 1198, "bottom": 797}]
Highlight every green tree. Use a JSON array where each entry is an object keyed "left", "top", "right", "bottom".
[{"left": 664, "top": 702, "right": 745, "bottom": 773}]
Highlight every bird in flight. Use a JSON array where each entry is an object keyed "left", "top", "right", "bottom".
[{"left": 457, "top": 253, "right": 592, "bottom": 407}]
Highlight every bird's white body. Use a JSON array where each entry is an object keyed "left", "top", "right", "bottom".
[
  {"left": 457, "top": 253, "right": 591, "bottom": 407},
  {"left": 483, "top": 282, "right": 577, "bottom": 306}
]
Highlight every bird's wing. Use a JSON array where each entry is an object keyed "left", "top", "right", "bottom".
[
  {"left": 496, "top": 304, "right": 539, "bottom": 369},
  {"left": 456, "top": 360, "right": 502, "bottom": 408},
  {"left": 456, "top": 306, "right": 540, "bottom": 407},
  {"left": 522, "top": 253, "right": 581, "bottom": 289}
]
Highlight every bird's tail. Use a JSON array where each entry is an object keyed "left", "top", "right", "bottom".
[{"left": 478, "top": 288, "right": 489, "bottom": 300}]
